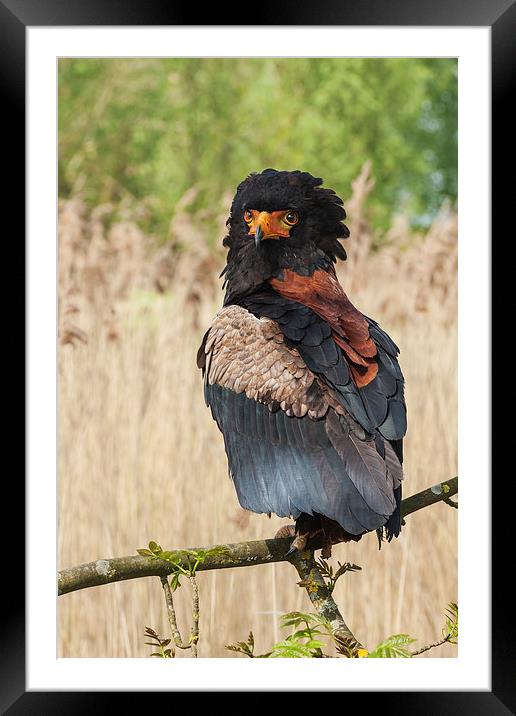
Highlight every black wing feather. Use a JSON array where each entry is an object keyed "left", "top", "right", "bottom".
[{"left": 206, "top": 383, "right": 398, "bottom": 535}]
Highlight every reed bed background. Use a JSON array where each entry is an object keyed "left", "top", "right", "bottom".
[{"left": 58, "top": 164, "right": 457, "bottom": 658}]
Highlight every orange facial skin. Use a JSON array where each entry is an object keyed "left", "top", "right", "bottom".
[{"left": 245, "top": 209, "right": 298, "bottom": 240}]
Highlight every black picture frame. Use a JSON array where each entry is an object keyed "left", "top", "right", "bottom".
[{"left": 6, "top": 0, "right": 508, "bottom": 711}]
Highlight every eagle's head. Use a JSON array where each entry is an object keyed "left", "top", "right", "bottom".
[{"left": 222, "top": 169, "right": 350, "bottom": 304}]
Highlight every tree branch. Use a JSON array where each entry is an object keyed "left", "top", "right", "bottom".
[
  {"left": 159, "top": 576, "right": 192, "bottom": 651},
  {"left": 189, "top": 574, "right": 199, "bottom": 657},
  {"left": 410, "top": 636, "right": 451, "bottom": 657},
  {"left": 58, "top": 476, "right": 457, "bottom": 597},
  {"left": 400, "top": 476, "right": 458, "bottom": 518},
  {"left": 289, "top": 550, "right": 364, "bottom": 654}
]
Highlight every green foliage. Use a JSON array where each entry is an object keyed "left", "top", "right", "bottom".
[
  {"left": 58, "top": 58, "right": 457, "bottom": 240},
  {"left": 279, "top": 611, "right": 332, "bottom": 631},
  {"left": 137, "top": 541, "right": 229, "bottom": 590},
  {"left": 366, "top": 634, "right": 416, "bottom": 658},
  {"left": 144, "top": 626, "right": 174, "bottom": 658},
  {"left": 442, "top": 602, "right": 459, "bottom": 645},
  {"left": 226, "top": 602, "right": 458, "bottom": 658},
  {"left": 270, "top": 611, "right": 333, "bottom": 658},
  {"left": 267, "top": 637, "right": 326, "bottom": 658},
  {"left": 226, "top": 611, "right": 335, "bottom": 658}
]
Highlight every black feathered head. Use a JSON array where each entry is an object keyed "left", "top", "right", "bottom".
[
  {"left": 222, "top": 169, "right": 350, "bottom": 304},
  {"left": 224, "top": 168, "right": 349, "bottom": 262}
]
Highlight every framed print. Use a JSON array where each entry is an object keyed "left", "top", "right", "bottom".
[{"left": 5, "top": 0, "right": 509, "bottom": 710}]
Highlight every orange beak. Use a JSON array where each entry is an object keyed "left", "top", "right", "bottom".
[{"left": 248, "top": 211, "right": 292, "bottom": 246}]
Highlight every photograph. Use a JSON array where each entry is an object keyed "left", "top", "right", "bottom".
[
  {"left": 57, "top": 56, "right": 459, "bottom": 660},
  {"left": 0, "top": 0, "right": 506, "bottom": 701}
]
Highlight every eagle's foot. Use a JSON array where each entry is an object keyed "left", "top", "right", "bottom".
[
  {"left": 274, "top": 525, "right": 310, "bottom": 555},
  {"left": 279, "top": 526, "right": 327, "bottom": 557},
  {"left": 274, "top": 524, "right": 303, "bottom": 555},
  {"left": 275, "top": 516, "right": 356, "bottom": 557},
  {"left": 286, "top": 532, "right": 309, "bottom": 556}
]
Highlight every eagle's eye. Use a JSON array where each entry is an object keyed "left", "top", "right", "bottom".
[
  {"left": 243, "top": 209, "right": 253, "bottom": 224},
  {"left": 284, "top": 211, "right": 299, "bottom": 226}
]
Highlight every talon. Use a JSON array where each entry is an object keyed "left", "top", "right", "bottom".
[{"left": 286, "top": 533, "right": 308, "bottom": 556}]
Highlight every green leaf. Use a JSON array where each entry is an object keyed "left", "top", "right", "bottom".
[
  {"left": 301, "top": 639, "right": 326, "bottom": 651},
  {"left": 367, "top": 634, "right": 416, "bottom": 658},
  {"left": 280, "top": 611, "right": 318, "bottom": 628},
  {"left": 443, "top": 602, "right": 458, "bottom": 643},
  {"left": 269, "top": 640, "right": 320, "bottom": 658},
  {"left": 445, "top": 602, "right": 458, "bottom": 621},
  {"left": 170, "top": 573, "right": 181, "bottom": 591},
  {"left": 281, "top": 616, "right": 306, "bottom": 628},
  {"left": 290, "top": 628, "right": 324, "bottom": 641}
]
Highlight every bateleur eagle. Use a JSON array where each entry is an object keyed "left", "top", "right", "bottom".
[{"left": 197, "top": 169, "right": 407, "bottom": 555}]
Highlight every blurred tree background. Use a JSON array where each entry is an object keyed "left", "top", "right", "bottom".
[{"left": 58, "top": 58, "right": 457, "bottom": 243}]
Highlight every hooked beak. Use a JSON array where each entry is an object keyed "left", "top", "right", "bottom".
[
  {"left": 248, "top": 210, "right": 292, "bottom": 245},
  {"left": 253, "top": 211, "right": 272, "bottom": 246}
]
